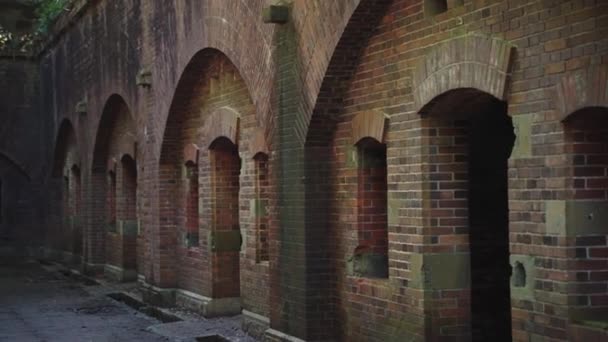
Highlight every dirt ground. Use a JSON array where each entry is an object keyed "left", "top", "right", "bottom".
[{"left": 0, "top": 257, "right": 257, "bottom": 342}]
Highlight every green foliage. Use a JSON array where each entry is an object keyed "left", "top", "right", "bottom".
[
  {"left": 0, "top": 0, "right": 71, "bottom": 52},
  {"left": 34, "top": 0, "right": 70, "bottom": 34}
]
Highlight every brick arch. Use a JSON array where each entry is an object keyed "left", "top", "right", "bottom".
[
  {"left": 414, "top": 34, "right": 515, "bottom": 115},
  {"left": 201, "top": 106, "right": 240, "bottom": 148},
  {"left": 157, "top": 46, "right": 255, "bottom": 293},
  {"left": 88, "top": 94, "right": 137, "bottom": 269},
  {"left": 556, "top": 65, "right": 608, "bottom": 121},
  {"left": 119, "top": 152, "right": 137, "bottom": 163},
  {"left": 351, "top": 111, "right": 388, "bottom": 145},
  {"left": 92, "top": 94, "right": 136, "bottom": 171},
  {"left": 160, "top": 48, "right": 251, "bottom": 164},
  {"left": 294, "top": 1, "right": 395, "bottom": 340},
  {"left": 153, "top": 9, "right": 274, "bottom": 158},
  {"left": 249, "top": 128, "right": 269, "bottom": 157},
  {"left": 294, "top": 0, "right": 369, "bottom": 141},
  {"left": 200, "top": 17, "right": 272, "bottom": 138},
  {"left": 183, "top": 143, "right": 200, "bottom": 165}
]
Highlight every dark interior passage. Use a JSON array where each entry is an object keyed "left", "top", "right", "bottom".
[
  {"left": 425, "top": 90, "right": 514, "bottom": 341},
  {"left": 467, "top": 101, "right": 514, "bottom": 341},
  {"left": 121, "top": 156, "right": 138, "bottom": 272}
]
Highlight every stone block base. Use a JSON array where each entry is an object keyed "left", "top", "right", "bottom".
[
  {"left": 104, "top": 264, "right": 137, "bottom": 282},
  {"left": 264, "top": 328, "right": 306, "bottom": 342},
  {"left": 139, "top": 281, "right": 176, "bottom": 307},
  {"left": 83, "top": 263, "right": 104, "bottom": 277},
  {"left": 175, "top": 289, "right": 241, "bottom": 317},
  {"left": 138, "top": 280, "right": 242, "bottom": 317},
  {"left": 242, "top": 310, "right": 270, "bottom": 340},
  {"left": 61, "top": 251, "right": 82, "bottom": 268}
]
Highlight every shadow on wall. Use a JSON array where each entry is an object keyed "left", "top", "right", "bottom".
[{"left": 0, "top": 152, "right": 34, "bottom": 246}]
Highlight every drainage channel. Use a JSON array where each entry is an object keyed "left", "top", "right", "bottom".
[
  {"left": 195, "top": 335, "right": 232, "bottom": 342},
  {"left": 106, "top": 292, "right": 182, "bottom": 323},
  {"left": 59, "top": 269, "right": 100, "bottom": 286},
  {"left": 107, "top": 293, "right": 234, "bottom": 341}
]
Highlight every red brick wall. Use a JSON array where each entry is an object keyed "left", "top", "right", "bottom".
[
  {"left": 254, "top": 153, "right": 270, "bottom": 263},
  {"left": 563, "top": 108, "right": 608, "bottom": 320},
  {"left": 158, "top": 50, "right": 264, "bottom": 309},
  {"left": 34, "top": 0, "right": 608, "bottom": 341},
  {"left": 301, "top": 0, "right": 608, "bottom": 340}
]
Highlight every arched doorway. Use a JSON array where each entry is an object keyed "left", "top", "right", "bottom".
[
  {"left": 420, "top": 88, "right": 515, "bottom": 340},
  {"left": 50, "top": 119, "right": 81, "bottom": 265},
  {"left": 157, "top": 48, "right": 253, "bottom": 317},
  {"left": 91, "top": 95, "right": 138, "bottom": 281}
]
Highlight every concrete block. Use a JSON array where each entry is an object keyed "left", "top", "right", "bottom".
[
  {"left": 345, "top": 145, "right": 358, "bottom": 169},
  {"left": 410, "top": 253, "right": 470, "bottom": 289},
  {"left": 209, "top": 230, "right": 242, "bottom": 252},
  {"left": 511, "top": 114, "right": 533, "bottom": 158},
  {"left": 565, "top": 200, "right": 608, "bottom": 236},
  {"left": 175, "top": 289, "right": 241, "bottom": 318},
  {"left": 546, "top": 200, "right": 608, "bottom": 236}
]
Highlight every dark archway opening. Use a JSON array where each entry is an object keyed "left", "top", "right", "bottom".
[
  {"left": 120, "top": 155, "right": 138, "bottom": 275},
  {"left": 51, "top": 119, "right": 79, "bottom": 258},
  {"left": 210, "top": 137, "right": 241, "bottom": 298},
  {"left": 468, "top": 107, "right": 513, "bottom": 341},
  {"left": 70, "top": 165, "right": 82, "bottom": 259},
  {"left": 91, "top": 95, "right": 137, "bottom": 273},
  {"left": 423, "top": 89, "right": 514, "bottom": 341},
  {"left": 355, "top": 137, "right": 388, "bottom": 278}
]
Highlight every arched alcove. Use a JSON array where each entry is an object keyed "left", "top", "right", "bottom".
[
  {"left": 91, "top": 94, "right": 138, "bottom": 280},
  {"left": 421, "top": 88, "right": 515, "bottom": 340}
]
